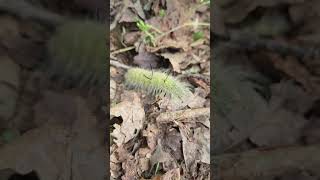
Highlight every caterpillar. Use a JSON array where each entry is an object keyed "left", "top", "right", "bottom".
[
  {"left": 124, "top": 67, "right": 192, "bottom": 101},
  {"left": 45, "top": 20, "right": 107, "bottom": 87}
]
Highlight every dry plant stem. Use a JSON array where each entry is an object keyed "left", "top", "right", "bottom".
[
  {"left": 110, "top": 46, "right": 135, "bottom": 56},
  {"left": 155, "top": 22, "right": 210, "bottom": 41},
  {"left": 110, "top": 60, "right": 130, "bottom": 70},
  {"left": 156, "top": 108, "right": 209, "bottom": 124},
  {"left": 214, "top": 144, "right": 320, "bottom": 179},
  {"left": 0, "top": 0, "right": 65, "bottom": 27}
]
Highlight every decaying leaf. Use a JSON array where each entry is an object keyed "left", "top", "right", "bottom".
[
  {"left": 110, "top": 91, "right": 145, "bottom": 146},
  {"left": 133, "top": 52, "right": 160, "bottom": 69},
  {"left": 251, "top": 107, "right": 307, "bottom": 146},
  {"left": 150, "top": 139, "right": 175, "bottom": 168},
  {"left": 180, "top": 124, "right": 210, "bottom": 171},
  {"left": 160, "top": 52, "right": 187, "bottom": 73},
  {"left": 161, "top": 168, "right": 181, "bottom": 180}
]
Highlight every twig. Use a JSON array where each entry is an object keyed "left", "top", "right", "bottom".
[
  {"left": 110, "top": 60, "right": 130, "bottom": 70},
  {"left": 156, "top": 108, "right": 210, "bottom": 125},
  {"left": 110, "top": 46, "right": 135, "bottom": 56},
  {"left": 156, "top": 22, "right": 210, "bottom": 41}
]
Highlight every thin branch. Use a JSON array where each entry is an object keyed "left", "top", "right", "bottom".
[
  {"left": 110, "top": 46, "right": 135, "bottom": 56},
  {"left": 155, "top": 22, "right": 210, "bottom": 41},
  {"left": 110, "top": 60, "right": 130, "bottom": 70}
]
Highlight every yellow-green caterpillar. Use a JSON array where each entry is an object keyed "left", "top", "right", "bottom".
[
  {"left": 46, "top": 20, "right": 106, "bottom": 87},
  {"left": 125, "top": 68, "right": 192, "bottom": 101}
]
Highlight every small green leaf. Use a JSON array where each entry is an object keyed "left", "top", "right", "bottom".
[
  {"left": 193, "top": 31, "right": 204, "bottom": 41},
  {"left": 159, "top": 9, "right": 166, "bottom": 17}
]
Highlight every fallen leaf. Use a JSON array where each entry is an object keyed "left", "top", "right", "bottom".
[
  {"left": 0, "top": 84, "right": 18, "bottom": 125},
  {"left": 0, "top": 56, "right": 20, "bottom": 87},
  {"left": 163, "top": 128, "right": 183, "bottom": 160},
  {"left": 33, "top": 90, "right": 78, "bottom": 126},
  {"left": 110, "top": 91, "right": 145, "bottom": 146},
  {"left": 250, "top": 106, "right": 307, "bottom": 147},
  {"left": 161, "top": 168, "right": 180, "bottom": 180},
  {"left": 150, "top": 139, "right": 174, "bottom": 168},
  {"left": 269, "top": 80, "right": 316, "bottom": 114},
  {"left": 193, "top": 127, "right": 210, "bottom": 164},
  {"left": 133, "top": 52, "right": 160, "bottom": 69},
  {"left": 132, "top": 0, "right": 146, "bottom": 20},
  {"left": 180, "top": 124, "right": 210, "bottom": 171},
  {"left": 0, "top": 124, "right": 70, "bottom": 180},
  {"left": 0, "top": 95, "right": 106, "bottom": 180},
  {"left": 217, "top": 0, "right": 302, "bottom": 24},
  {"left": 123, "top": 31, "right": 141, "bottom": 46},
  {"left": 143, "top": 124, "right": 160, "bottom": 152},
  {"left": 160, "top": 52, "right": 187, "bottom": 73}
]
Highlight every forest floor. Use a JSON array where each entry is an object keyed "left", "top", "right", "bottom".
[
  {"left": 110, "top": 0, "right": 210, "bottom": 179},
  {"left": 0, "top": 0, "right": 107, "bottom": 179},
  {"left": 214, "top": 0, "right": 320, "bottom": 179}
]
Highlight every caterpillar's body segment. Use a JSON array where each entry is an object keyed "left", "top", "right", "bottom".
[{"left": 125, "top": 68, "right": 191, "bottom": 100}]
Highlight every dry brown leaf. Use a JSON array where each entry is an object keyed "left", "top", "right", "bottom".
[
  {"left": 270, "top": 54, "right": 317, "bottom": 94},
  {"left": 217, "top": 0, "right": 302, "bottom": 24},
  {"left": 147, "top": 38, "right": 190, "bottom": 53},
  {"left": 110, "top": 91, "right": 145, "bottom": 146},
  {"left": 0, "top": 124, "right": 70, "bottom": 180},
  {"left": 150, "top": 139, "right": 175, "bottom": 168},
  {"left": 180, "top": 125, "right": 210, "bottom": 171},
  {"left": 187, "top": 89, "right": 206, "bottom": 109},
  {"left": 0, "top": 56, "right": 19, "bottom": 124},
  {"left": 160, "top": 52, "right": 187, "bottom": 73},
  {"left": 0, "top": 56, "right": 20, "bottom": 87},
  {"left": 132, "top": 0, "right": 146, "bottom": 20},
  {"left": 251, "top": 107, "right": 307, "bottom": 147},
  {"left": 0, "top": 95, "right": 106, "bottom": 180},
  {"left": 163, "top": 128, "right": 183, "bottom": 160},
  {"left": 122, "top": 158, "right": 138, "bottom": 179},
  {"left": 270, "top": 81, "right": 316, "bottom": 114},
  {"left": 303, "top": 117, "right": 320, "bottom": 144},
  {"left": 194, "top": 127, "right": 210, "bottom": 164},
  {"left": 143, "top": 124, "right": 160, "bottom": 152},
  {"left": 33, "top": 90, "right": 78, "bottom": 126},
  {"left": 119, "top": 9, "right": 138, "bottom": 23},
  {"left": 214, "top": 144, "right": 320, "bottom": 179},
  {"left": 133, "top": 52, "right": 160, "bottom": 68},
  {"left": 161, "top": 168, "right": 181, "bottom": 180},
  {"left": 0, "top": 15, "right": 20, "bottom": 48}
]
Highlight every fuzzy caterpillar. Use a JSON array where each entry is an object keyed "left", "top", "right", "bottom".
[
  {"left": 124, "top": 68, "right": 192, "bottom": 101},
  {"left": 46, "top": 20, "right": 106, "bottom": 87}
]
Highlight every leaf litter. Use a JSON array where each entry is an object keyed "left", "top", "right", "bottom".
[
  {"left": 0, "top": 1, "right": 107, "bottom": 179},
  {"left": 214, "top": 0, "right": 320, "bottom": 179},
  {"left": 110, "top": 0, "right": 210, "bottom": 179}
]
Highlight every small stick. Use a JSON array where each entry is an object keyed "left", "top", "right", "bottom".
[
  {"left": 156, "top": 108, "right": 210, "bottom": 124},
  {"left": 110, "top": 60, "right": 130, "bottom": 70}
]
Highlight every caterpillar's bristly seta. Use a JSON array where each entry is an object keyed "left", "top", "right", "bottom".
[{"left": 124, "top": 68, "right": 191, "bottom": 101}]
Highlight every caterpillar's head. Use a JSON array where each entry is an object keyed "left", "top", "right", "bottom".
[{"left": 46, "top": 20, "right": 106, "bottom": 87}]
